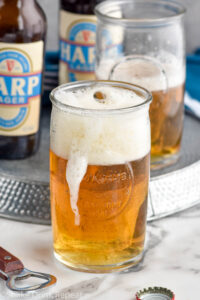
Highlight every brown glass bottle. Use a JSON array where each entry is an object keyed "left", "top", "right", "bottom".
[
  {"left": 61, "top": 0, "right": 94, "bottom": 14},
  {"left": 61, "top": 0, "right": 103, "bottom": 14},
  {"left": 59, "top": 0, "right": 103, "bottom": 84},
  {"left": 0, "top": 0, "right": 46, "bottom": 159}
]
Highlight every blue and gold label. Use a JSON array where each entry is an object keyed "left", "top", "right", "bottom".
[
  {"left": 59, "top": 10, "right": 96, "bottom": 84},
  {"left": 0, "top": 41, "right": 43, "bottom": 136}
]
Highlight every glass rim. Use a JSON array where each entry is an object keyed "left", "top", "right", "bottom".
[
  {"left": 50, "top": 80, "right": 152, "bottom": 116},
  {"left": 95, "top": 0, "right": 186, "bottom": 26}
]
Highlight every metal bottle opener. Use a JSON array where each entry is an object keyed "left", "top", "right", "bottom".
[{"left": 0, "top": 246, "right": 57, "bottom": 293}]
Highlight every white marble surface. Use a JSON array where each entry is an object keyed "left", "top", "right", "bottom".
[{"left": 0, "top": 204, "right": 200, "bottom": 300}]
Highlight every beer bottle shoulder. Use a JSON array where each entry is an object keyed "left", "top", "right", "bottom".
[
  {"left": 60, "top": 0, "right": 94, "bottom": 14},
  {"left": 0, "top": 0, "right": 47, "bottom": 43}
]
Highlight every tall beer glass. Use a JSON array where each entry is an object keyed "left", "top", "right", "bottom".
[
  {"left": 95, "top": 0, "right": 186, "bottom": 169},
  {"left": 50, "top": 80, "right": 152, "bottom": 273}
]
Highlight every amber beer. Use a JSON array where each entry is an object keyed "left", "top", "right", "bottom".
[
  {"left": 103, "top": 58, "right": 185, "bottom": 168},
  {"left": 150, "top": 85, "right": 184, "bottom": 165},
  {"left": 50, "top": 81, "right": 151, "bottom": 272}
]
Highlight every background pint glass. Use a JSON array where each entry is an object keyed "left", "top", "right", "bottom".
[
  {"left": 50, "top": 80, "right": 152, "bottom": 272},
  {"left": 95, "top": 0, "right": 186, "bottom": 169}
]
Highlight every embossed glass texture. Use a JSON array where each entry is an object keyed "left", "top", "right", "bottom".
[{"left": 50, "top": 80, "right": 151, "bottom": 272}]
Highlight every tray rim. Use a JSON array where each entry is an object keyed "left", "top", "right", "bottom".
[
  {"left": 0, "top": 114, "right": 200, "bottom": 225},
  {"left": 150, "top": 160, "right": 200, "bottom": 181},
  {"left": 1, "top": 159, "right": 200, "bottom": 185},
  {"left": 0, "top": 159, "right": 200, "bottom": 225}
]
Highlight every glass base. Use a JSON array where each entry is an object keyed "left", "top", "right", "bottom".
[
  {"left": 150, "top": 152, "right": 180, "bottom": 170},
  {"left": 54, "top": 251, "right": 144, "bottom": 273}
]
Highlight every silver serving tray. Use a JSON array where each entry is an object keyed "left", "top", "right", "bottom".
[{"left": 0, "top": 108, "right": 200, "bottom": 224}]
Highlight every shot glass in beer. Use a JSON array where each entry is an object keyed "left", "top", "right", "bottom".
[
  {"left": 50, "top": 80, "right": 152, "bottom": 272},
  {"left": 95, "top": 0, "right": 186, "bottom": 169}
]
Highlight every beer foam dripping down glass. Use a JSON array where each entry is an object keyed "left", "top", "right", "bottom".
[
  {"left": 51, "top": 82, "right": 151, "bottom": 226},
  {"left": 50, "top": 80, "right": 152, "bottom": 272}
]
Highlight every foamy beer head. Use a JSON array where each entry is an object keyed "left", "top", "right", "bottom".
[
  {"left": 96, "top": 54, "right": 185, "bottom": 92},
  {"left": 96, "top": 55, "right": 185, "bottom": 168},
  {"left": 50, "top": 81, "right": 151, "bottom": 226},
  {"left": 50, "top": 81, "right": 151, "bottom": 166},
  {"left": 50, "top": 81, "right": 151, "bottom": 270}
]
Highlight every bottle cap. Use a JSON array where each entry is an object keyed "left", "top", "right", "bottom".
[{"left": 136, "top": 287, "right": 175, "bottom": 300}]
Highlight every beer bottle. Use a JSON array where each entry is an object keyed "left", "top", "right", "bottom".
[
  {"left": 0, "top": 0, "right": 46, "bottom": 159},
  {"left": 59, "top": 0, "right": 103, "bottom": 84}
]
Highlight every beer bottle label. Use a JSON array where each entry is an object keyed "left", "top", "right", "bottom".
[
  {"left": 0, "top": 41, "right": 43, "bottom": 136},
  {"left": 59, "top": 10, "right": 96, "bottom": 83}
]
